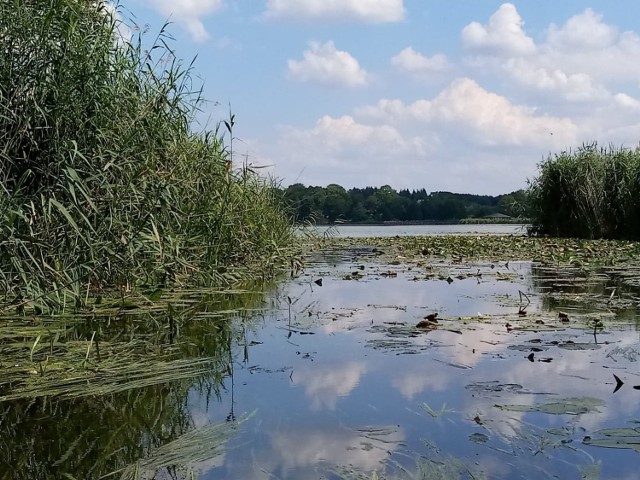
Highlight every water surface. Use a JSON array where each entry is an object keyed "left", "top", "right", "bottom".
[
  {"left": 1, "top": 242, "right": 639, "bottom": 479},
  {"left": 311, "top": 223, "right": 529, "bottom": 238}
]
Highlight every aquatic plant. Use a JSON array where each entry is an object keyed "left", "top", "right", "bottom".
[
  {"left": 0, "top": 286, "right": 266, "bottom": 478},
  {"left": 0, "top": 0, "right": 293, "bottom": 313},
  {"left": 528, "top": 143, "right": 640, "bottom": 239}
]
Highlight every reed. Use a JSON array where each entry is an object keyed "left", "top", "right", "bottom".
[
  {"left": 0, "top": 1, "right": 294, "bottom": 313},
  {"left": 528, "top": 143, "right": 640, "bottom": 239}
]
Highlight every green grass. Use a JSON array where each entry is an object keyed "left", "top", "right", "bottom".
[
  {"left": 528, "top": 143, "right": 640, "bottom": 239},
  {"left": 0, "top": 0, "right": 294, "bottom": 313}
]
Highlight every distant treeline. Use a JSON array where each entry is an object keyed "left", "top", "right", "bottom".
[{"left": 284, "top": 183, "right": 528, "bottom": 224}]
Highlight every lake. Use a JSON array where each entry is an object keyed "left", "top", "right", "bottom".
[
  {"left": 1, "top": 237, "right": 639, "bottom": 479},
  {"left": 310, "top": 223, "right": 530, "bottom": 238}
]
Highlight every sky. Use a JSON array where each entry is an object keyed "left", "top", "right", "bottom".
[{"left": 121, "top": 1, "right": 640, "bottom": 195}]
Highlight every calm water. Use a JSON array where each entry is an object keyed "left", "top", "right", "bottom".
[
  {"left": 2, "top": 242, "right": 639, "bottom": 479},
  {"left": 311, "top": 223, "right": 530, "bottom": 238}
]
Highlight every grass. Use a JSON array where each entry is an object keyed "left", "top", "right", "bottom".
[
  {"left": 528, "top": 143, "right": 640, "bottom": 239},
  {"left": 0, "top": 0, "right": 294, "bottom": 314}
]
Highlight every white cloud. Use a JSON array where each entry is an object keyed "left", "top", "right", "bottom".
[
  {"left": 437, "top": 78, "right": 577, "bottom": 146},
  {"left": 252, "top": 4, "right": 640, "bottom": 194},
  {"left": 265, "top": 0, "right": 404, "bottom": 23},
  {"left": 462, "top": 3, "right": 536, "bottom": 56},
  {"left": 547, "top": 8, "right": 617, "bottom": 51},
  {"left": 614, "top": 93, "right": 640, "bottom": 110},
  {"left": 286, "top": 115, "right": 422, "bottom": 155},
  {"left": 538, "top": 12, "right": 640, "bottom": 84},
  {"left": 391, "top": 47, "right": 448, "bottom": 75},
  {"left": 288, "top": 41, "right": 368, "bottom": 88},
  {"left": 360, "top": 78, "right": 578, "bottom": 147},
  {"left": 461, "top": 5, "right": 640, "bottom": 104},
  {"left": 143, "top": 0, "right": 223, "bottom": 42},
  {"left": 503, "top": 59, "right": 609, "bottom": 102}
]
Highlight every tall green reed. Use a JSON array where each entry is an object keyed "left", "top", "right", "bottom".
[
  {"left": 528, "top": 143, "right": 640, "bottom": 239},
  {"left": 0, "top": 0, "right": 293, "bottom": 313}
]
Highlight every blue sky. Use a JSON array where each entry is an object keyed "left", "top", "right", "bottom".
[{"left": 122, "top": 1, "right": 640, "bottom": 194}]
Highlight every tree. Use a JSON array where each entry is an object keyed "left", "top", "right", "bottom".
[{"left": 323, "top": 184, "right": 351, "bottom": 222}]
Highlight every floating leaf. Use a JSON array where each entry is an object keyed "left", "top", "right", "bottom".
[
  {"left": 496, "top": 397, "right": 605, "bottom": 415},
  {"left": 469, "top": 432, "right": 489, "bottom": 444}
]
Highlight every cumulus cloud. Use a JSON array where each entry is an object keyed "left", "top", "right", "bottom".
[
  {"left": 538, "top": 10, "right": 640, "bottom": 84},
  {"left": 547, "top": 8, "right": 617, "bottom": 51},
  {"left": 143, "top": 0, "right": 223, "bottom": 42},
  {"left": 391, "top": 47, "right": 449, "bottom": 75},
  {"left": 503, "top": 59, "right": 609, "bottom": 102},
  {"left": 265, "top": 0, "right": 404, "bottom": 23},
  {"left": 263, "top": 78, "right": 578, "bottom": 193},
  {"left": 431, "top": 78, "right": 577, "bottom": 146},
  {"left": 360, "top": 78, "right": 578, "bottom": 147},
  {"left": 288, "top": 41, "right": 368, "bottom": 88},
  {"left": 461, "top": 5, "right": 640, "bottom": 104},
  {"left": 462, "top": 3, "right": 535, "bottom": 56},
  {"left": 614, "top": 93, "right": 640, "bottom": 110},
  {"left": 271, "top": 71, "right": 593, "bottom": 193},
  {"left": 286, "top": 115, "right": 422, "bottom": 155}
]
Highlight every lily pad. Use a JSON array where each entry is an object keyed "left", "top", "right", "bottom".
[
  {"left": 593, "top": 427, "right": 640, "bottom": 437},
  {"left": 495, "top": 397, "right": 605, "bottom": 415},
  {"left": 469, "top": 432, "right": 489, "bottom": 444},
  {"left": 578, "top": 462, "right": 601, "bottom": 480},
  {"left": 583, "top": 435, "right": 640, "bottom": 453}
]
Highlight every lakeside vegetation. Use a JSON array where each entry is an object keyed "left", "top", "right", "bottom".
[
  {"left": 529, "top": 143, "right": 640, "bottom": 240},
  {"left": 284, "top": 183, "right": 528, "bottom": 224},
  {"left": 0, "top": 1, "right": 294, "bottom": 313}
]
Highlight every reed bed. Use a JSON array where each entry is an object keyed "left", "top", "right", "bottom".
[
  {"left": 528, "top": 143, "right": 640, "bottom": 239},
  {"left": 0, "top": 0, "right": 294, "bottom": 313}
]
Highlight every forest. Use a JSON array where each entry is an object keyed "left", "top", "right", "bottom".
[{"left": 283, "top": 183, "right": 528, "bottom": 224}]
